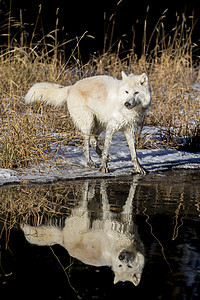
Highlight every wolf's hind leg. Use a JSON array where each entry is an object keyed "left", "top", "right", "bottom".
[
  {"left": 78, "top": 111, "right": 98, "bottom": 169},
  {"left": 90, "top": 135, "right": 102, "bottom": 157},
  {"left": 83, "top": 135, "right": 97, "bottom": 168},
  {"left": 99, "top": 127, "right": 115, "bottom": 173}
]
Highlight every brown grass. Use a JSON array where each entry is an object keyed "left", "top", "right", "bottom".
[
  {"left": 0, "top": 181, "right": 83, "bottom": 244},
  {"left": 0, "top": 9, "right": 199, "bottom": 170}
]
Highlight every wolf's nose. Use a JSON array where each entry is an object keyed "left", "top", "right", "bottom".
[
  {"left": 124, "top": 100, "right": 137, "bottom": 109},
  {"left": 124, "top": 101, "right": 131, "bottom": 108},
  {"left": 118, "top": 250, "right": 132, "bottom": 261}
]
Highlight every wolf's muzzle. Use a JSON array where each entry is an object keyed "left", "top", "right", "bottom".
[
  {"left": 124, "top": 99, "right": 138, "bottom": 109},
  {"left": 118, "top": 250, "right": 135, "bottom": 262}
]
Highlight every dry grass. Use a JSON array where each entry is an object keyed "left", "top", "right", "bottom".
[
  {"left": 0, "top": 181, "right": 83, "bottom": 242},
  {"left": 0, "top": 9, "right": 199, "bottom": 170}
]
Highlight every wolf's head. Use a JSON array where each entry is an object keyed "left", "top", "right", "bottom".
[
  {"left": 112, "top": 249, "right": 145, "bottom": 286},
  {"left": 120, "top": 71, "right": 151, "bottom": 111}
]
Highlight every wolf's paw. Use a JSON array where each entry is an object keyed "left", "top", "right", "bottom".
[
  {"left": 107, "top": 156, "right": 113, "bottom": 162},
  {"left": 87, "top": 160, "right": 98, "bottom": 169},
  {"left": 98, "top": 164, "right": 110, "bottom": 173},
  {"left": 97, "top": 155, "right": 112, "bottom": 162},
  {"left": 134, "top": 165, "right": 147, "bottom": 175}
]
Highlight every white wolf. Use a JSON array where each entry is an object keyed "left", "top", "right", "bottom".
[
  {"left": 25, "top": 72, "right": 151, "bottom": 174},
  {"left": 21, "top": 178, "right": 145, "bottom": 285}
]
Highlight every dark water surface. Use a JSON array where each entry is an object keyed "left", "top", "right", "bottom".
[{"left": 0, "top": 171, "right": 199, "bottom": 299}]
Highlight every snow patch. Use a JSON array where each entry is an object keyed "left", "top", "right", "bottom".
[
  {"left": 0, "top": 133, "right": 199, "bottom": 185},
  {"left": 0, "top": 168, "right": 20, "bottom": 185}
]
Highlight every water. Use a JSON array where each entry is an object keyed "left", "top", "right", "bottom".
[{"left": 0, "top": 171, "right": 199, "bottom": 299}]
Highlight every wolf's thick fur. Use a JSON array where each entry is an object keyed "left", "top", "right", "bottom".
[
  {"left": 21, "top": 179, "right": 145, "bottom": 285},
  {"left": 25, "top": 72, "right": 151, "bottom": 174}
]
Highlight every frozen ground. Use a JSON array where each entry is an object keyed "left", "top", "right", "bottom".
[{"left": 0, "top": 132, "right": 200, "bottom": 185}]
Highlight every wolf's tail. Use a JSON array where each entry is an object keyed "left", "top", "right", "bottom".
[
  {"left": 25, "top": 82, "right": 71, "bottom": 107},
  {"left": 21, "top": 224, "right": 63, "bottom": 246}
]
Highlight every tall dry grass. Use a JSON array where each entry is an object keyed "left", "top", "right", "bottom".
[{"left": 0, "top": 8, "right": 199, "bottom": 170}]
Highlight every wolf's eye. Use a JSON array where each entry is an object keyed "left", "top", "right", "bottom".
[{"left": 125, "top": 90, "right": 129, "bottom": 94}]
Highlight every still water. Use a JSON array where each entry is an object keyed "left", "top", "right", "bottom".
[{"left": 0, "top": 171, "right": 199, "bottom": 299}]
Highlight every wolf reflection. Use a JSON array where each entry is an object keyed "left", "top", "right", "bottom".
[{"left": 21, "top": 178, "right": 145, "bottom": 285}]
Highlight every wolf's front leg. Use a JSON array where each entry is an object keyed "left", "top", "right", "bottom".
[
  {"left": 124, "top": 128, "right": 146, "bottom": 175},
  {"left": 121, "top": 176, "right": 141, "bottom": 223},
  {"left": 100, "top": 181, "right": 112, "bottom": 219},
  {"left": 83, "top": 135, "right": 97, "bottom": 168},
  {"left": 99, "top": 127, "right": 115, "bottom": 173}
]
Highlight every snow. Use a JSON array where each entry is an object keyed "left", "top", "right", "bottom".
[
  {"left": 0, "top": 132, "right": 200, "bottom": 185},
  {"left": 192, "top": 82, "right": 200, "bottom": 92},
  {"left": 0, "top": 168, "right": 21, "bottom": 185}
]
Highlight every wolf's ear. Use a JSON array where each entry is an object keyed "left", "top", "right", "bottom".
[
  {"left": 114, "top": 273, "right": 142, "bottom": 285},
  {"left": 131, "top": 273, "right": 142, "bottom": 286},
  {"left": 121, "top": 71, "right": 128, "bottom": 81},
  {"left": 114, "top": 275, "right": 120, "bottom": 285},
  {"left": 140, "top": 73, "right": 148, "bottom": 86}
]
